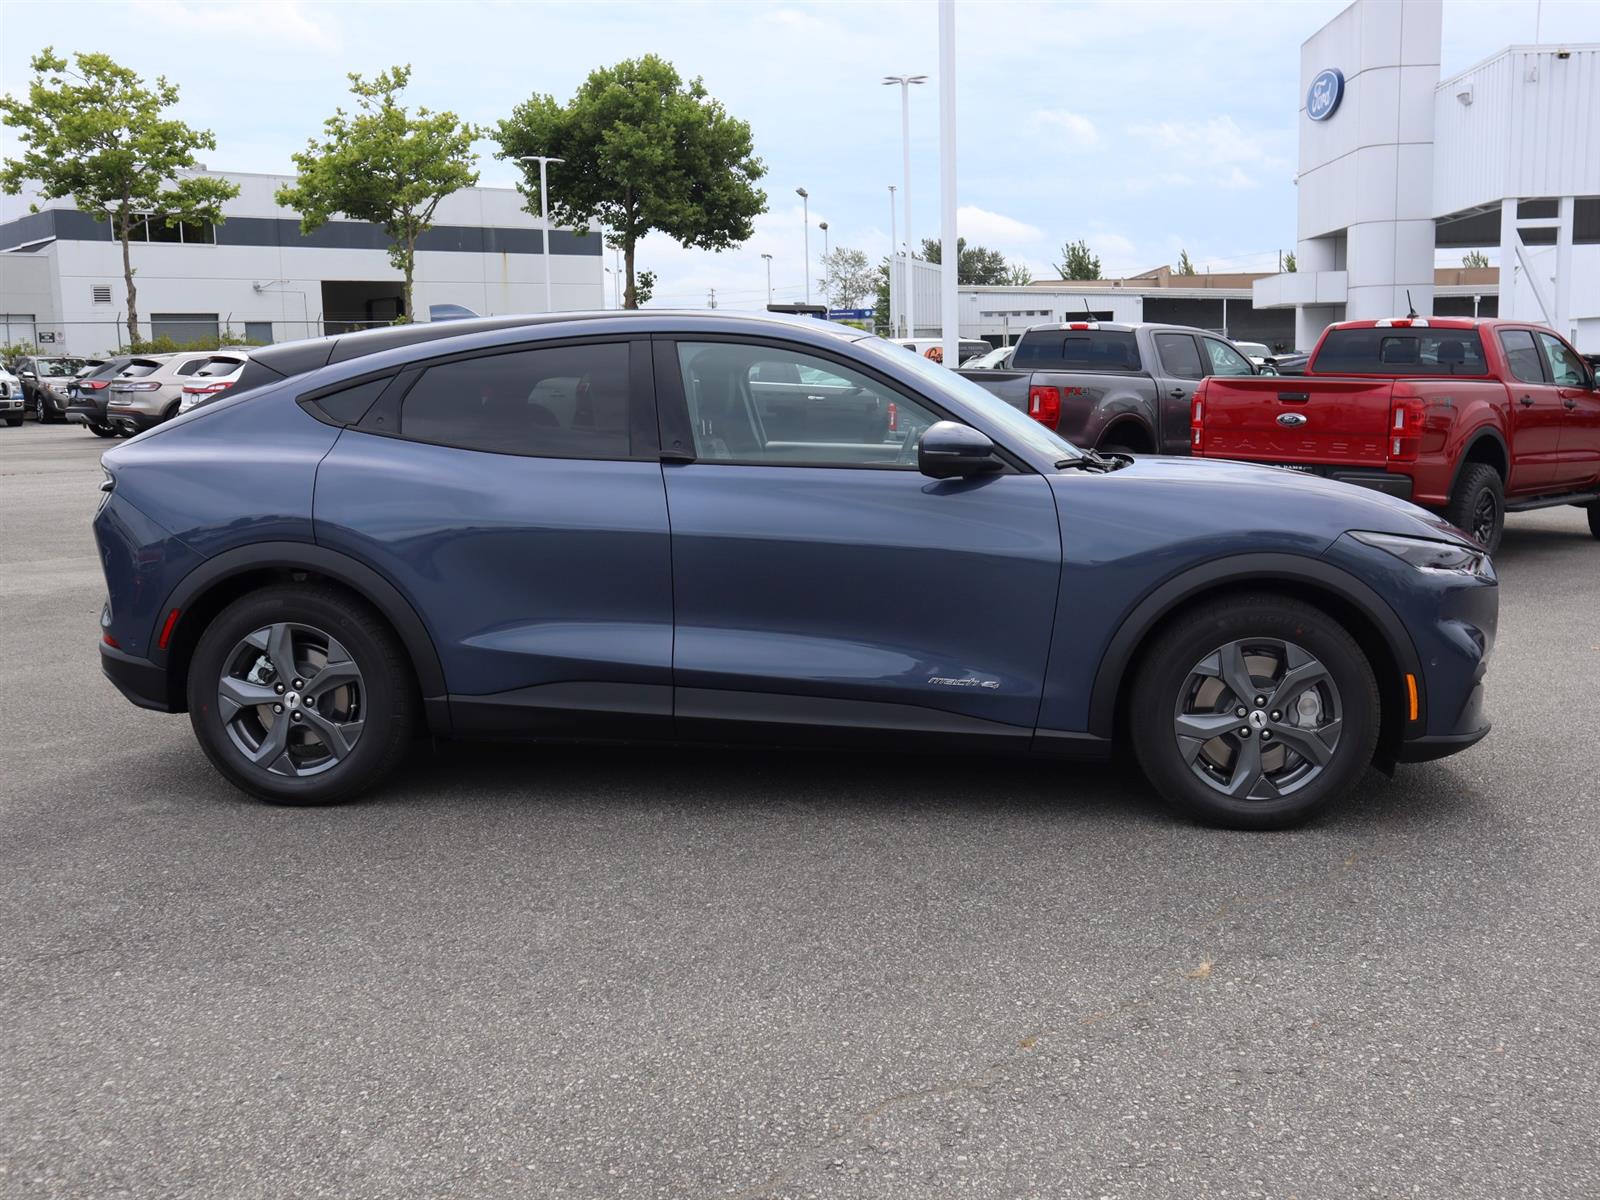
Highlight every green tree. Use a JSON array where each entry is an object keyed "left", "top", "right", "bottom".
[
  {"left": 919, "top": 237, "right": 1016, "bottom": 286},
  {"left": 496, "top": 55, "right": 766, "bottom": 309},
  {"left": 873, "top": 256, "right": 892, "bottom": 332},
  {"left": 1462, "top": 249, "right": 1490, "bottom": 269},
  {"left": 1, "top": 48, "right": 239, "bottom": 347},
  {"left": 277, "top": 65, "right": 478, "bottom": 323},
  {"left": 1177, "top": 249, "right": 1197, "bottom": 275},
  {"left": 1054, "top": 239, "right": 1101, "bottom": 280},
  {"left": 819, "top": 247, "right": 876, "bottom": 309},
  {"left": 634, "top": 270, "right": 657, "bottom": 306},
  {"left": 1284, "top": 250, "right": 1297, "bottom": 273},
  {"left": 1004, "top": 261, "right": 1034, "bottom": 286}
]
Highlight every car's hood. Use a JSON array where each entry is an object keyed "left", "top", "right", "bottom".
[{"left": 1051, "top": 454, "right": 1472, "bottom": 548}]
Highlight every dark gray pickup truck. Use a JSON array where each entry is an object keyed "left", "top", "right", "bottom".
[{"left": 956, "top": 321, "right": 1259, "bottom": 454}]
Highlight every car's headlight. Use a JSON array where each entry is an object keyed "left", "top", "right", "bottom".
[{"left": 1351, "top": 530, "right": 1490, "bottom": 575}]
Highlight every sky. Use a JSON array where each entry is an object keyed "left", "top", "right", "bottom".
[{"left": 3, "top": 0, "right": 1597, "bottom": 310}]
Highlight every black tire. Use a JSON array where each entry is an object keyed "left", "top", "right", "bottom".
[
  {"left": 4, "top": 417, "right": 20, "bottom": 428},
  {"left": 1130, "top": 593, "right": 1380, "bottom": 830},
  {"left": 1587, "top": 501, "right": 1600, "bottom": 541},
  {"left": 1442, "top": 463, "right": 1504, "bottom": 554},
  {"left": 186, "top": 584, "right": 417, "bottom": 805}
]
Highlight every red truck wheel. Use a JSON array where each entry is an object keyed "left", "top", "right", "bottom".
[{"left": 1443, "top": 464, "right": 1504, "bottom": 554}]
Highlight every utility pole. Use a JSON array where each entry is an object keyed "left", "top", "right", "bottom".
[
  {"left": 883, "top": 74, "right": 926, "bottom": 337},
  {"left": 795, "top": 187, "right": 810, "bottom": 304},
  {"left": 937, "top": 0, "right": 959, "bottom": 366},
  {"left": 888, "top": 184, "right": 898, "bottom": 335},
  {"left": 707, "top": 288, "right": 717, "bottom": 310},
  {"left": 760, "top": 252, "right": 773, "bottom": 306}
]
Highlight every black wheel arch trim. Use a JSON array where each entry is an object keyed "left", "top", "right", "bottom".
[
  {"left": 155, "top": 540, "right": 449, "bottom": 708},
  {"left": 1086, "top": 551, "right": 1425, "bottom": 740}
]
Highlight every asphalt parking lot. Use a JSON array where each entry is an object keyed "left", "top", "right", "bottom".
[{"left": 2, "top": 420, "right": 1596, "bottom": 1200}]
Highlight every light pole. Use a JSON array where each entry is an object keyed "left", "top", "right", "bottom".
[
  {"left": 613, "top": 246, "right": 623, "bottom": 308},
  {"left": 888, "top": 184, "right": 898, "bottom": 335},
  {"left": 795, "top": 187, "right": 810, "bottom": 304},
  {"left": 818, "top": 221, "right": 830, "bottom": 310},
  {"left": 760, "top": 252, "right": 773, "bottom": 306},
  {"left": 938, "top": 0, "right": 958, "bottom": 366},
  {"left": 883, "top": 74, "right": 925, "bottom": 337},
  {"left": 517, "top": 154, "right": 564, "bottom": 312}
]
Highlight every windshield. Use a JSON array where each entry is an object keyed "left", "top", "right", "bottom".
[
  {"left": 36, "top": 359, "right": 75, "bottom": 377},
  {"left": 855, "top": 337, "right": 1084, "bottom": 461}
]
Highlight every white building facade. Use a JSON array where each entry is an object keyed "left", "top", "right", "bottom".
[
  {"left": 0, "top": 170, "right": 606, "bottom": 355},
  {"left": 1254, "top": 0, "right": 1600, "bottom": 350}
]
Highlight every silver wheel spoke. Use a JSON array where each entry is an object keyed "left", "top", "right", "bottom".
[
  {"left": 1222, "top": 735, "right": 1265, "bottom": 798},
  {"left": 1272, "top": 718, "right": 1341, "bottom": 767},
  {"left": 304, "top": 639, "right": 360, "bottom": 699},
  {"left": 245, "top": 713, "right": 294, "bottom": 775},
  {"left": 217, "top": 676, "right": 278, "bottom": 722},
  {"left": 1174, "top": 711, "right": 1242, "bottom": 763},
  {"left": 223, "top": 622, "right": 366, "bottom": 778},
  {"left": 1269, "top": 656, "right": 1331, "bottom": 711},
  {"left": 1195, "top": 641, "right": 1258, "bottom": 706},
  {"left": 245, "top": 623, "right": 298, "bottom": 684}
]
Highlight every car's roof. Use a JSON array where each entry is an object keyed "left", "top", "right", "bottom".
[
  {"left": 1019, "top": 321, "right": 1230, "bottom": 337},
  {"left": 247, "top": 309, "right": 871, "bottom": 385}
]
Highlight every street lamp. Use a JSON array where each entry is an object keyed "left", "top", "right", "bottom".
[
  {"left": 795, "top": 187, "right": 810, "bottom": 304},
  {"left": 883, "top": 74, "right": 925, "bottom": 337},
  {"left": 888, "top": 185, "right": 898, "bottom": 335},
  {"left": 516, "top": 154, "right": 564, "bottom": 313},
  {"left": 760, "top": 252, "right": 773, "bottom": 306}
]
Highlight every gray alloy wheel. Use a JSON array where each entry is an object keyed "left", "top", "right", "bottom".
[
  {"left": 1173, "top": 637, "right": 1343, "bottom": 802},
  {"left": 217, "top": 622, "right": 365, "bottom": 778}
]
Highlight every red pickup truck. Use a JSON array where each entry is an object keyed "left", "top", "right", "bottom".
[{"left": 1189, "top": 318, "right": 1600, "bottom": 551}]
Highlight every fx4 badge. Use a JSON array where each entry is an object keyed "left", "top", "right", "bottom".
[{"left": 928, "top": 676, "right": 1001, "bottom": 689}]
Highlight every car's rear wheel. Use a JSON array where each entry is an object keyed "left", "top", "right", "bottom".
[
  {"left": 1130, "top": 594, "right": 1380, "bottom": 830},
  {"left": 1443, "top": 463, "right": 1504, "bottom": 553},
  {"left": 187, "top": 585, "right": 417, "bottom": 805},
  {"left": 89, "top": 422, "right": 117, "bottom": 438}
]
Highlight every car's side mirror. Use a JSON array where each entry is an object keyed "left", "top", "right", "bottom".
[
  {"left": 20, "top": 370, "right": 34, "bottom": 379},
  {"left": 918, "top": 420, "right": 1003, "bottom": 480}
]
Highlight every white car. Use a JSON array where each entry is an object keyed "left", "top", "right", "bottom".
[
  {"left": 177, "top": 351, "right": 255, "bottom": 413},
  {"left": 960, "top": 343, "right": 1016, "bottom": 370},
  {"left": 0, "top": 365, "right": 22, "bottom": 426},
  {"left": 895, "top": 337, "right": 991, "bottom": 366},
  {"left": 1233, "top": 341, "right": 1280, "bottom": 374}
]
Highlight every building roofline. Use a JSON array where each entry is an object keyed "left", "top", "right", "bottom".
[{"left": 1437, "top": 42, "right": 1600, "bottom": 90}]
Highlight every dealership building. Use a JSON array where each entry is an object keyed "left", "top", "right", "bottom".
[
  {"left": 0, "top": 170, "right": 606, "bottom": 355},
  {"left": 1254, "top": 0, "right": 1599, "bottom": 351}
]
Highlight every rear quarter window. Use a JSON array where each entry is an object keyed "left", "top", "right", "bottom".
[
  {"left": 1013, "top": 330, "right": 1142, "bottom": 372},
  {"left": 1313, "top": 328, "right": 1488, "bottom": 376}
]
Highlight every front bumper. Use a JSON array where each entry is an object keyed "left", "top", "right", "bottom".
[{"left": 100, "top": 642, "right": 172, "bottom": 712}]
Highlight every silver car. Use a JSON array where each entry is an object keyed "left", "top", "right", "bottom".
[{"left": 105, "top": 351, "right": 247, "bottom": 434}]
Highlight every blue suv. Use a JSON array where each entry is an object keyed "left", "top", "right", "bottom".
[{"left": 94, "top": 312, "right": 1497, "bottom": 828}]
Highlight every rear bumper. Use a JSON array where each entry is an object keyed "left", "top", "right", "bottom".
[
  {"left": 100, "top": 642, "right": 172, "bottom": 712},
  {"left": 1266, "top": 463, "right": 1414, "bottom": 500}
]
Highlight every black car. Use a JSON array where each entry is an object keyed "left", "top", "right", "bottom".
[{"left": 66, "top": 357, "right": 137, "bottom": 437}]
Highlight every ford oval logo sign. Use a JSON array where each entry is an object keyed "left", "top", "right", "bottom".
[
  {"left": 1277, "top": 412, "right": 1309, "bottom": 427},
  {"left": 1307, "top": 69, "right": 1344, "bottom": 121}
]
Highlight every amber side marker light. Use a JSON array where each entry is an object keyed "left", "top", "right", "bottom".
[{"left": 1405, "top": 674, "right": 1420, "bottom": 722}]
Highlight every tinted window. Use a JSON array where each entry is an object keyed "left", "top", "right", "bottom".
[
  {"left": 312, "top": 377, "right": 390, "bottom": 425},
  {"left": 676, "top": 341, "right": 936, "bottom": 466},
  {"left": 1497, "top": 330, "right": 1545, "bottom": 384},
  {"left": 400, "top": 343, "right": 631, "bottom": 458},
  {"left": 1013, "top": 330, "right": 1141, "bottom": 372},
  {"left": 119, "top": 360, "right": 165, "bottom": 378},
  {"left": 1154, "top": 333, "right": 1204, "bottom": 380},
  {"left": 192, "top": 356, "right": 247, "bottom": 378},
  {"left": 1313, "top": 328, "right": 1488, "bottom": 375},
  {"left": 174, "top": 359, "right": 208, "bottom": 376},
  {"left": 1204, "top": 338, "right": 1254, "bottom": 377},
  {"left": 1536, "top": 332, "right": 1587, "bottom": 386}
]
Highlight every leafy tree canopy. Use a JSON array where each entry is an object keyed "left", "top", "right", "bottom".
[{"left": 1055, "top": 238, "right": 1102, "bottom": 280}]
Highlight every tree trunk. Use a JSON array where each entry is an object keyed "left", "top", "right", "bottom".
[
  {"left": 623, "top": 240, "right": 636, "bottom": 310},
  {"left": 118, "top": 204, "right": 138, "bottom": 348},
  {"left": 402, "top": 234, "right": 416, "bottom": 323}
]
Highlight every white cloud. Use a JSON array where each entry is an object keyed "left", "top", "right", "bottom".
[
  {"left": 956, "top": 205, "right": 1042, "bottom": 246},
  {"left": 129, "top": 0, "right": 337, "bottom": 49},
  {"left": 1030, "top": 109, "right": 1099, "bottom": 147}
]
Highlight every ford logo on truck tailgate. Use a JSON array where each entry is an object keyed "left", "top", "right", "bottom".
[{"left": 1277, "top": 412, "right": 1309, "bottom": 427}]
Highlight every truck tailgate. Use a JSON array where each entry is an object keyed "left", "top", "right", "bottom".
[{"left": 1197, "top": 376, "right": 1396, "bottom": 466}]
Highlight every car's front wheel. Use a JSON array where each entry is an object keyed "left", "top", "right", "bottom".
[
  {"left": 187, "top": 584, "right": 417, "bottom": 805},
  {"left": 1130, "top": 594, "right": 1380, "bottom": 830}
]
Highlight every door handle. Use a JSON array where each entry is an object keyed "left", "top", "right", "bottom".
[
  {"left": 1565, "top": 399, "right": 1579, "bottom": 409},
  {"left": 1169, "top": 387, "right": 1187, "bottom": 398},
  {"left": 1519, "top": 395, "right": 1535, "bottom": 406}
]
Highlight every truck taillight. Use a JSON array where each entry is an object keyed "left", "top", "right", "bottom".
[
  {"left": 1388, "top": 388, "right": 1424, "bottom": 462},
  {"left": 1190, "top": 380, "right": 1208, "bottom": 451},
  {"left": 1027, "top": 385, "right": 1061, "bottom": 428}
]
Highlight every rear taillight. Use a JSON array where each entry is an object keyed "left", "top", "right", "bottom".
[
  {"left": 1190, "top": 380, "right": 1208, "bottom": 451},
  {"left": 1027, "top": 385, "right": 1061, "bottom": 428},
  {"left": 114, "top": 381, "right": 161, "bottom": 391},
  {"left": 83, "top": 380, "right": 108, "bottom": 390},
  {"left": 182, "top": 382, "right": 234, "bottom": 396},
  {"left": 1388, "top": 387, "right": 1424, "bottom": 462}
]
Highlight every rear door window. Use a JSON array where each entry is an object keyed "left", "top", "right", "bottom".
[
  {"left": 1497, "top": 330, "right": 1546, "bottom": 384},
  {"left": 399, "top": 342, "right": 632, "bottom": 459},
  {"left": 1154, "top": 333, "right": 1204, "bottom": 380}
]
